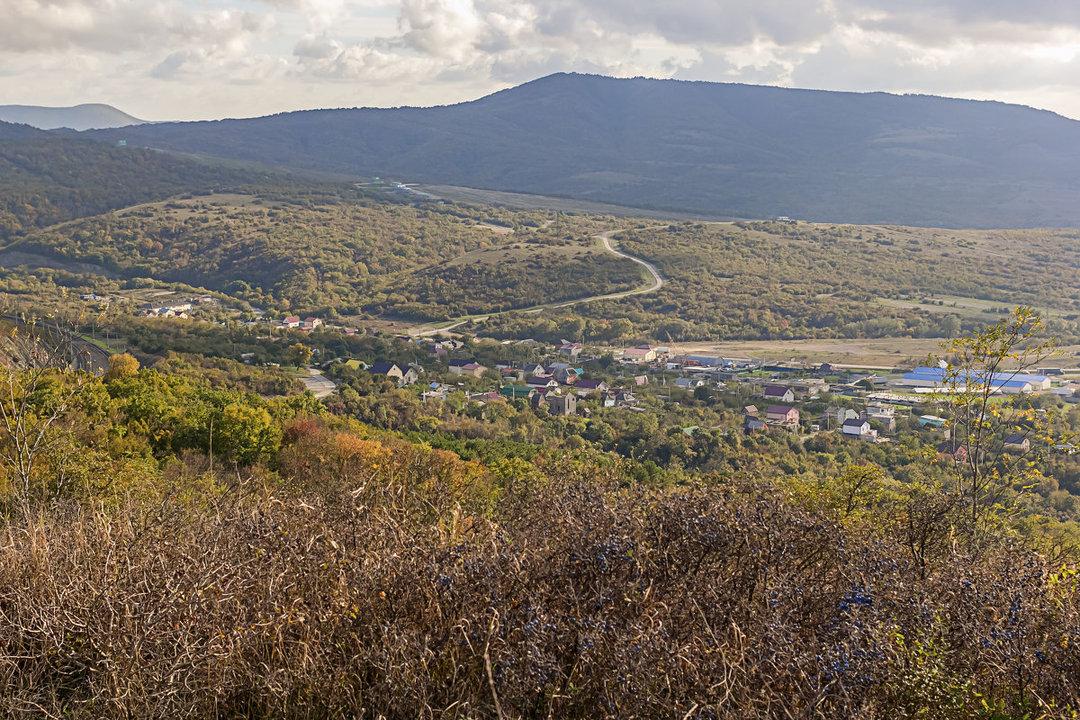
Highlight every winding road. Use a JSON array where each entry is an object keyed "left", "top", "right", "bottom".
[{"left": 410, "top": 228, "right": 665, "bottom": 337}]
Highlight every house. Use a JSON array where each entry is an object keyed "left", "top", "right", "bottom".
[
  {"left": 675, "top": 377, "right": 706, "bottom": 389},
  {"left": 499, "top": 385, "right": 535, "bottom": 400},
  {"left": 448, "top": 359, "right": 487, "bottom": 378},
  {"left": 526, "top": 375, "right": 559, "bottom": 389},
  {"left": 422, "top": 382, "right": 450, "bottom": 402},
  {"left": 622, "top": 346, "right": 658, "bottom": 364},
  {"left": 558, "top": 342, "right": 583, "bottom": 358},
  {"left": 918, "top": 415, "right": 948, "bottom": 429},
  {"left": 937, "top": 442, "right": 969, "bottom": 463},
  {"left": 574, "top": 378, "right": 607, "bottom": 395},
  {"left": 500, "top": 367, "right": 525, "bottom": 382},
  {"left": 368, "top": 362, "right": 403, "bottom": 381},
  {"left": 300, "top": 317, "right": 324, "bottom": 331},
  {"left": 281, "top": 315, "right": 301, "bottom": 328},
  {"left": 553, "top": 367, "right": 581, "bottom": 385},
  {"left": 765, "top": 405, "right": 800, "bottom": 429},
  {"left": 634, "top": 375, "right": 649, "bottom": 386},
  {"left": 743, "top": 406, "right": 766, "bottom": 434},
  {"left": 517, "top": 363, "right": 547, "bottom": 376},
  {"left": 790, "top": 379, "right": 828, "bottom": 399},
  {"left": 601, "top": 389, "right": 637, "bottom": 407},
  {"left": 762, "top": 384, "right": 795, "bottom": 403},
  {"left": 547, "top": 393, "right": 578, "bottom": 416},
  {"left": 826, "top": 407, "right": 860, "bottom": 428},
  {"left": 1003, "top": 434, "right": 1031, "bottom": 454},
  {"left": 841, "top": 418, "right": 877, "bottom": 440},
  {"left": 744, "top": 416, "right": 767, "bottom": 433},
  {"left": 864, "top": 403, "right": 896, "bottom": 433},
  {"left": 366, "top": 361, "right": 417, "bottom": 386},
  {"left": 677, "top": 354, "right": 728, "bottom": 368}
]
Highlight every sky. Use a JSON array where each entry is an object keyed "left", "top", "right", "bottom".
[{"left": 4, "top": 0, "right": 1080, "bottom": 121}]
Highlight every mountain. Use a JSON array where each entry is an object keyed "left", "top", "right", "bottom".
[
  {"left": 0, "top": 103, "right": 145, "bottom": 131},
  {"left": 0, "top": 122, "right": 283, "bottom": 239},
  {"left": 84, "top": 72, "right": 1080, "bottom": 227}
]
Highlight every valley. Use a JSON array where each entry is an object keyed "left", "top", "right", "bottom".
[{"left": 3, "top": 78, "right": 1080, "bottom": 716}]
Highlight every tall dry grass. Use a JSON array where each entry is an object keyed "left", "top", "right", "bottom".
[{"left": 0, "top": 461, "right": 1078, "bottom": 718}]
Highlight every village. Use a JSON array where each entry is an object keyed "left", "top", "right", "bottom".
[
  {"left": 74, "top": 288, "right": 1080, "bottom": 452},
  {"left": 330, "top": 332, "right": 1079, "bottom": 453}
]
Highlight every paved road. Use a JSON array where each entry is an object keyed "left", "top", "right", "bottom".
[
  {"left": 300, "top": 368, "right": 337, "bottom": 398},
  {"left": 411, "top": 228, "right": 665, "bottom": 337}
]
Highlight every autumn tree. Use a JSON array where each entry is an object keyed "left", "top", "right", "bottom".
[
  {"left": 287, "top": 342, "right": 313, "bottom": 368},
  {"left": 942, "top": 307, "right": 1060, "bottom": 534},
  {"left": 0, "top": 319, "right": 91, "bottom": 514},
  {"left": 105, "top": 352, "right": 140, "bottom": 381}
]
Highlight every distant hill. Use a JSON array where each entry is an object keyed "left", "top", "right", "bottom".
[
  {"left": 0, "top": 122, "right": 285, "bottom": 239},
  {"left": 0, "top": 103, "right": 145, "bottom": 131},
  {"left": 84, "top": 73, "right": 1080, "bottom": 228}
]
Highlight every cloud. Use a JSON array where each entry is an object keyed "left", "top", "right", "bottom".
[
  {"left": 5, "top": 0, "right": 1080, "bottom": 120},
  {"left": 834, "top": 0, "right": 1080, "bottom": 45},
  {"left": 0, "top": 0, "right": 268, "bottom": 54}
]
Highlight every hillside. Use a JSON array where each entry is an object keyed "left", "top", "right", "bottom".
[
  {"left": 0, "top": 103, "right": 145, "bottom": 130},
  {"left": 85, "top": 73, "right": 1080, "bottom": 228},
  {"left": 0, "top": 124, "right": 298, "bottom": 239},
  {"left": 12, "top": 193, "right": 642, "bottom": 317}
]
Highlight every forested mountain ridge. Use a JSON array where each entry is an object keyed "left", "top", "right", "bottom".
[
  {"left": 0, "top": 124, "right": 300, "bottom": 239},
  {"left": 84, "top": 72, "right": 1080, "bottom": 228}
]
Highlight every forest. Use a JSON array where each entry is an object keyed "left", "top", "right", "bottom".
[{"left": 0, "top": 128, "right": 298, "bottom": 240}]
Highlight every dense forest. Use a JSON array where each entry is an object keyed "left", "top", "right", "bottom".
[{"left": 0, "top": 126, "right": 288, "bottom": 239}]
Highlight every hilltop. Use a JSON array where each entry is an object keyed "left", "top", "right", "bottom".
[
  {"left": 85, "top": 73, "right": 1080, "bottom": 228},
  {"left": 0, "top": 103, "right": 145, "bottom": 131}
]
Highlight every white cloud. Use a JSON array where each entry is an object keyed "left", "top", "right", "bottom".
[{"left": 4, "top": 0, "right": 1080, "bottom": 120}]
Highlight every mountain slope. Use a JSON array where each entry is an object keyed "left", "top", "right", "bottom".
[
  {"left": 84, "top": 73, "right": 1080, "bottom": 228},
  {"left": 0, "top": 103, "right": 146, "bottom": 131},
  {"left": 0, "top": 122, "right": 283, "bottom": 238}
]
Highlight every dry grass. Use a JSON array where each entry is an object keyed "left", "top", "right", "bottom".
[{"left": 1, "top": 435, "right": 1078, "bottom": 718}]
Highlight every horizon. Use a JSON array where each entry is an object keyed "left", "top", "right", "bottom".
[
  {"left": 4, "top": 1, "right": 1080, "bottom": 122},
  {"left": 7, "top": 71, "right": 1080, "bottom": 125}
]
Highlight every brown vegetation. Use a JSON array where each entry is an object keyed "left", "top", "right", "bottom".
[{"left": 1, "top": 438, "right": 1078, "bottom": 718}]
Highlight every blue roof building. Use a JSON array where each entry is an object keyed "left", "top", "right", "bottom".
[{"left": 899, "top": 366, "right": 1049, "bottom": 393}]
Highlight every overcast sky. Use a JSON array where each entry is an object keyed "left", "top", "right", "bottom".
[{"left": 4, "top": 0, "right": 1080, "bottom": 121}]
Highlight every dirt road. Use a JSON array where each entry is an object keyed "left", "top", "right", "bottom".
[{"left": 410, "top": 228, "right": 665, "bottom": 337}]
